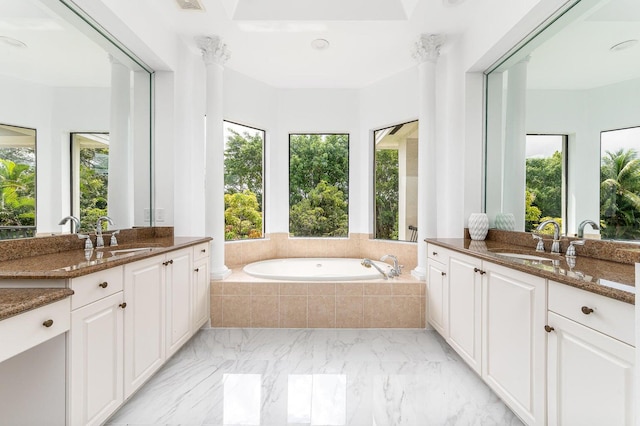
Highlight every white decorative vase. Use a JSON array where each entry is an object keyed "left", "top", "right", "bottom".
[
  {"left": 468, "top": 213, "right": 489, "bottom": 241},
  {"left": 495, "top": 213, "right": 516, "bottom": 231}
]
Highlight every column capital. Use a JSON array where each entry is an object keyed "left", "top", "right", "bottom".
[
  {"left": 413, "top": 34, "right": 445, "bottom": 64},
  {"left": 196, "top": 36, "right": 231, "bottom": 66}
]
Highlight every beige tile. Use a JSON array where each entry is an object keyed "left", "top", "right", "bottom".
[
  {"left": 308, "top": 295, "right": 336, "bottom": 328},
  {"left": 364, "top": 282, "right": 393, "bottom": 295},
  {"left": 393, "top": 283, "right": 421, "bottom": 296},
  {"left": 251, "top": 296, "right": 279, "bottom": 328},
  {"left": 210, "top": 296, "right": 223, "bottom": 327},
  {"left": 224, "top": 282, "right": 251, "bottom": 295},
  {"left": 222, "top": 295, "right": 251, "bottom": 327},
  {"left": 308, "top": 283, "right": 336, "bottom": 296},
  {"left": 280, "top": 282, "right": 308, "bottom": 295},
  {"left": 336, "top": 296, "right": 363, "bottom": 328},
  {"left": 279, "top": 296, "right": 307, "bottom": 328},
  {"left": 363, "top": 296, "right": 394, "bottom": 328},
  {"left": 251, "top": 283, "right": 279, "bottom": 295},
  {"left": 336, "top": 283, "right": 363, "bottom": 296},
  {"left": 225, "top": 242, "right": 242, "bottom": 266},
  {"left": 210, "top": 282, "right": 223, "bottom": 296},
  {"left": 391, "top": 296, "right": 422, "bottom": 328}
]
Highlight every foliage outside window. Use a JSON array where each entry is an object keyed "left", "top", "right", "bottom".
[
  {"left": 289, "top": 134, "right": 349, "bottom": 237},
  {"left": 600, "top": 127, "right": 640, "bottom": 240},
  {"left": 72, "top": 133, "right": 109, "bottom": 233},
  {"left": 0, "top": 126, "right": 36, "bottom": 235},
  {"left": 373, "top": 121, "right": 418, "bottom": 241},
  {"left": 525, "top": 135, "right": 565, "bottom": 234},
  {"left": 224, "top": 121, "right": 264, "bottom": 240}
]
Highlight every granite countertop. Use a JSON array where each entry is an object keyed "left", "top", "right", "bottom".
[
  {"left": 427, "top": 237, "right": 635, "bottom": 305},
  {"left": 0, "top": 232, "right": 211, "bottom": 321},
  {"left": 0, "top": 288, "right": 74, "bottom": 321}
]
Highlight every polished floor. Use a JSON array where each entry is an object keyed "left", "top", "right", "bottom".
[{"left": 106, "top": 328, "right": 523, "bottom": 426}]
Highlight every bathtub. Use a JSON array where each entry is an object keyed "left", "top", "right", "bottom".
[{"left": 242, "top": 257, "right": 392, "bottom": 281}]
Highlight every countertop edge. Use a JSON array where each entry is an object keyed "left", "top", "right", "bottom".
[
  {"left": 0, "top": 288, "right": 74, "bottom": 321},
  {"left": 426, "top": 238, "right": 635, "bottom": 305}
]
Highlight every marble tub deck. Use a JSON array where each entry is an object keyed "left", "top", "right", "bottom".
[{"left": 106, "top": 328, "right": 522, "bottom": 426}]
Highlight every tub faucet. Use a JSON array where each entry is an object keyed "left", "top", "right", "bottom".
[
  {"left": 380, "top": 254, "right": 402, "bottom": 277},
  {"left": 58, "top": 215, "right": 80, "bottom": 234},
  {"left": 361, "top": 258, "right": 388, "bottom": 280},
  {"left": 536, "top": 219, "right": 561, "bottom": 254},
  {"left": 95, "top": 216, "right": 114, "bottom": 248},
  {"left": 577, "top": 219, "right": 599, "bottom": 238}
]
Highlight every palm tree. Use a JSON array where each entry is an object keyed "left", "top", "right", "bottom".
[
  {"left": 0, "top": 158, "right": 35, "bottom": 226},
  {"left": 600, "top": 148, "right": 640, "bottom": 239}
]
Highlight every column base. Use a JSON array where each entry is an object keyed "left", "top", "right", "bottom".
[
  {"left": 210, "top": 265, "right": 231, "bottom": 280},
  {"left": 411, "top": 266, "right": 426, "bottom": 281}
]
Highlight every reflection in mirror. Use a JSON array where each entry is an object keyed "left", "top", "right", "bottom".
[
  {"left": 485, "top": 0, "right": 640, "bottom": 240},
  {"left": 71, "top": 133, "right": 109, "bottom": 232},
  {"left": 0, "top": 124, "right": 36, "bottom": 239},
  {"left": 0, "top": 0, "right": 152, "bottom": 239},
  {"left": 374, "top": 120, "right": 418, "bottom": 241},
  {"left": 525, "top": 134, "right": 566, "bottom": 233},
  {"left": 600, "top": 126, "right": 640, "bottom": 239}
]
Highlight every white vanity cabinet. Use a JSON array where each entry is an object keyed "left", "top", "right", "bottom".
[
  {"left": 165, "top": 247, "right": 193, "bottom": 357},
  {"left": 68, "top": 266, "right": 125, "bottom": 426},
  {"left": 546, "top": 281, "right": 635, "bottom": 426},
  {"left": 192, "top": 242, "right": 211, "bottom": 332},
  {"left": 426, "top": 247, "right": 448, "bottom": 337},
  {"left": 481, "top": 261, "right": 547, "bottom": 426}
]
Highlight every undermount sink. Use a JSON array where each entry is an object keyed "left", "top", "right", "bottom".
[
  {"left": 108, "top": 247, "right": 159, "bottom": 256},
  {"left": 492, "top": 252, "right": 554, "bottom": 262}
]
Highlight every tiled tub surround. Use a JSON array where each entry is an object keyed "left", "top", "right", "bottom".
[
  {"left": 435, "top": 229, "right": 636, "bottom": 304},
  {"left": 212, "top": 268, "right": 425, "bottom": 328}
]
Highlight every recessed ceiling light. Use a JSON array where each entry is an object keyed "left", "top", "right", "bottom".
[
  {"left": 311, "top": 38, "right": 330, "bottom": 51},
  {"left": 0, "top": 36, "right": 27, "bottom": 49},
  {"left": 610, "top": 39, "right": 638, "bottom": 52}
]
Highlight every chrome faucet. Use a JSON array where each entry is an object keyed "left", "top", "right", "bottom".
[
  {"left": 577, "top": 219, "right": 599, "bottom": 238},
  {"left": 380, "top": 254, "right": 402, "bottom": 277},
  {"left": 95, "top": 216, "right": 114, "bottom": 248},
  {"left": 361, "top": 258, "right": 388, "bottom": 280},
  {"left": 536, "top": 219, "right": 561, "bottom": 254},
  {"left": 58, "top": 215, "right": 80, "bottom": 234}
]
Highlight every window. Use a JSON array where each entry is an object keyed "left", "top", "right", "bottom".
[
  {"left": 289, "top": 134, "right": 349, "bottom": 237},
  {"left": 224, "top": 121, "right": 265, "bottom": 240},
  {"left": 71, "top": 133, "right": 109, "bottom": 232},
  {"left": 525, "top": 134, "right": 566, "bottom": 233},
  {"left": 0, "top": 124, "right": 36, "bottom": 239},
  {"left": 600, "top": 126, "right": 640, "bottom": 240},
  {"left": 373, "top": 120, "right": 418, "bottom": 241}
]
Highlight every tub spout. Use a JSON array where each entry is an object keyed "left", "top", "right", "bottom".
[{"left": 361, "top": 258, "right": 388, "bottom": 280}]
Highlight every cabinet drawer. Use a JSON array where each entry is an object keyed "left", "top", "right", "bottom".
[
  {"left": 0, "top": 298, "right": 70, "bottom": 363},
  {"left": 70, "top": 266, "right": 124, "bottom": 310},
  {"left": 427, "top": 244, "right": 450, "bottom": 265},
  {"left": 548, "top": 280, "right": 634, "bottom": 346},
  {"left": 193, "top": 242, "right": 210, "bottom": 262}
]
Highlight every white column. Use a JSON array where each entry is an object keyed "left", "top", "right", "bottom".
[
  {"left": 108, "top": 55, "right": 132, "bottom": 229},
  {"left": 197, "top": 36, "right": 231, "bottom": 280},
  {"left": 412, "top": 34, "right": 444, "bottom": 280},
  {"left": 502, "top": 57, "right": 529, "bottom": 230}
]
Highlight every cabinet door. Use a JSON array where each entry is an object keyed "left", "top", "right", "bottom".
[
  {"left": 69, "top": 293, "right": 124, "bottom": 426},
  {"left": 426, "top": 258, "right": 448, "bottom": 337},
  {"left": 547, "top": 312, "right": 635, "bottom": 426},
  {"left": 165, "top": 248, "right": 193, "bottom": 357},
  {"left": 124, "top": 256, "right": 165, "bottom": 398},
  {"left": 482, "top": 262, "right": 546, "bottom": 426},
  {"left": 448, "top": 253, "right": 482, "bottom": 374},
  {"left": 192, "top": 256, "right": 210, "bottom": 332}
]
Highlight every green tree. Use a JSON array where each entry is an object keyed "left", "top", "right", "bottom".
[
  {"left": 78, "top": 148, "right": 108, "bottom": 232},
  {"left": 0, "top": 158, "right": 35, "bottom": 226},
  {"left": 600, "top": 148, "right": 640, "bottom": 239},
  {"left": 224, "top": 128, "right": 263, "bottom": 204},
  {"left": 375, "top": 149, "right": 399, "bottom": 239},
  {"left": 290, "top": 181, "right": 348, "bottom": 237},
  {"left": 526, "top": 150, "right": 562, "bottom": 225},
  {"left": 224, "top": 190, "right": 263, "bottom": 240},
  {"left": 525, "top": 189, "right": 542, "bottom": 231}
]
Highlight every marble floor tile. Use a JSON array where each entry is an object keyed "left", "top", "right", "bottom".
[{"left": 106, "top": 328, "right": 523, "bottom": 426}]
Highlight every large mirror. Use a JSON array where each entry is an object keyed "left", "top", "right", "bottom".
[
  {"left": 374, "top": 120, "right": 418, "bottom": 242},
  {"left": 485, "top": 0, "right": 640, "bottom": 240},
  {"left": 0, "top": 0, "right": 152, "bottom": 238}
]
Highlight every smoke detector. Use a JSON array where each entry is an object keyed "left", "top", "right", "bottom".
[{"left": 176, "top": 0, "right": 205, "bottom": 11}]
